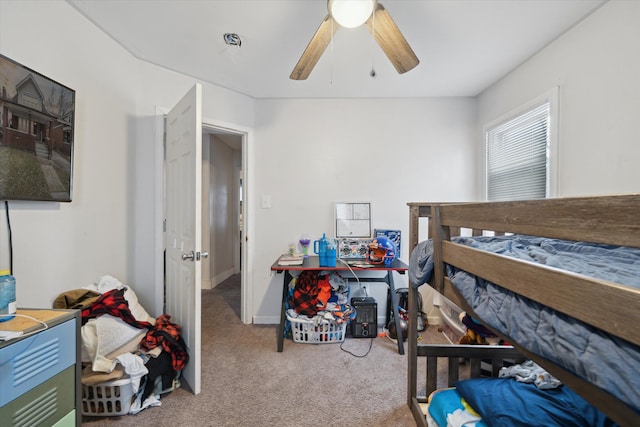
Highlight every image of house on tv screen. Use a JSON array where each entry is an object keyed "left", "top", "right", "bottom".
[{"left": 0, "top": 54, "right": 75, "bottom": 202}]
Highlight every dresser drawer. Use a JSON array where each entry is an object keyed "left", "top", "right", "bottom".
[
  {"left": 0, "top": 365, "right": 75, "bottom": 426},
  {"left": 0, "top": 318, "right": 76, "bottom": 406},
  {"left": 52, "top": 410, "right": 76, "bottom": 427}
]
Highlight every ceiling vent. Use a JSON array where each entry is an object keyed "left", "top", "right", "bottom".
[{"left": 223, "top": 33, "right": 242, "bottom": 47}]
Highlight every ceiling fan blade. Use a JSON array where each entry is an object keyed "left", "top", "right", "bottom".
[
  {"left": 290, "top": 15, "right": 338, "bottom": 80},
  {"left": 366, "top": 3, "right": 419, "bottom": 74}
]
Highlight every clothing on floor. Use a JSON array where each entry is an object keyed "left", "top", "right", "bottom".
[
  {"left": 140, "top": 313, "right": 189, "bottom": 372},
  {"left": 81, "top": 287, "right": 153, "bottom": 330},
  {"left": 53, "top": 288, "right": 101, "bottom": 310}
]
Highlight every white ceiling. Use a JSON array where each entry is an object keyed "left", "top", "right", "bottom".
[{"left": 67, "top": 0, "right": 605, "bottom": 99}]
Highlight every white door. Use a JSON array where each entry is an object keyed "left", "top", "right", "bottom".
[{"left": 165, "top": 83, "right": 203, "bottom": 394}]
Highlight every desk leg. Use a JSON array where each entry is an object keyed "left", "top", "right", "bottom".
[
  {"left": 388, "top": 271, "right": 405, "bottom": 355},
  {"left": 277, "top": 270, "right": 292, "bottom": 352}
]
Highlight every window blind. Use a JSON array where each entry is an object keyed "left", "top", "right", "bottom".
[{"left": 486, "top": 102, "right": 550, "bottom": 201}]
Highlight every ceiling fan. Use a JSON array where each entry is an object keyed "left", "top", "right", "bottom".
[{"left": 290, "top": 0, "right": 419, "bottom": 80}]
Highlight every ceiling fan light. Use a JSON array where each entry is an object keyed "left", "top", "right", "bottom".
[{"left": 328, "top": 0, "right": 375, "bottom": 28}]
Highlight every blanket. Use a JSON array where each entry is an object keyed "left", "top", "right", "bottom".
[
  {"left": 80, "top": 275, "right": 156, "bottom": 372},
  {"left": 409, "top": 235, "right": 640, "bottom": 416}
]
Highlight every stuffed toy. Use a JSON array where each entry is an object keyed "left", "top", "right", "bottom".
[{"left": 457, "top": 312, "right": 499, "bottom": 345}]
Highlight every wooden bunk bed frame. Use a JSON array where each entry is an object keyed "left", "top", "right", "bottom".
[{"left": 406, "top": 194, "right": 640, "bottom": 427}]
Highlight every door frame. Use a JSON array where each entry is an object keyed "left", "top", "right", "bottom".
[{"left": 155, "top": 108, "right": 253, "bottom": 324}]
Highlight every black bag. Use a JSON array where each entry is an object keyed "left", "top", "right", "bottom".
[{"left": 389, "top": 288, "right": 426, "bottom": 331}]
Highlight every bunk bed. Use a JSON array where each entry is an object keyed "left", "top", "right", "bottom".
[{"left": 406, "top": 195, "right": 640, "bottom": 427}]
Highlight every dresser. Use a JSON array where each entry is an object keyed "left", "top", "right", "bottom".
[{"left": 0, "top": 309, "right": 81, "bottom": 426}]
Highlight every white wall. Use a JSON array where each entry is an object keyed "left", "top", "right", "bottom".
[
  {"left": 0, "top": 0, "right": 475, "bottom": 321},
  {"left": 0, "top": 0, "right": 254, "bottom": 315},
  {"left": 11, "top": 1, "right": 631, "bottom": 326},
  {"left": 252, "top": 98, "right": 477, "bottom": 322},
  {"left": 201, "top": 136, "right": 211, "bottom": 290},
  {"left": 0, "top": 1, "right": 475, "bottom": 324},
  {"left": 123, "top": 0, "right": 637, "bottom": 328},
  {"left": 133, "top": 64, "right": 254, "bottom": 314},
  {"left": 209, "top": 135, "right": 237, "bottom": 286},
  {"left": 477, "top": 1, "right": 640, "bottom": 197},
  {"left": 0, "top": 0, "right": 139, "bottom": 309}
]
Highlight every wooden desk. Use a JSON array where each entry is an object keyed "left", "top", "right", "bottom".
[{"left": 271, "top": 256, "right": 409, "bottom": 354}]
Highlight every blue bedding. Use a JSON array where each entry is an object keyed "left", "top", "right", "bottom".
[
  {"left": 409, "top": 235, "right": 640, "bottom": 416},
  {"left": 427, "top": 378, "right": 616, "bottom": 427},
  {"left": 427, "top": 387, "right": 486, "bottom": 427},
  {"left": 455, "top": 378, "right": 617, "bottom": 427}
]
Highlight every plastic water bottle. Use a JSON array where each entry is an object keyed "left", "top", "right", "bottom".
[{"left": 0, "top": 270, "right": 16, "bottom": 322}]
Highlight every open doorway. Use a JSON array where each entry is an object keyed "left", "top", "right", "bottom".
[
  {"left": 158, "top": 106, "right": 251, "bottom": 325},
  {"left": 201, "top": 126, "right": 244, "bottom": 304},
  {"left": 158, "top": 90, "right": 251, "bottom": 395}
]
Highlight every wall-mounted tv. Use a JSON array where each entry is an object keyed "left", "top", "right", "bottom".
[{"left": 0, "top": 53, "right": 75, "bottom": 202}]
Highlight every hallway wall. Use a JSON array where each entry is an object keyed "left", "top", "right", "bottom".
[{"left": 206, "top": 135, "right": 240, "bottom": 288}]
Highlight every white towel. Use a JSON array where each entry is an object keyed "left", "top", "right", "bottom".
[
  {"left": 81, "top": 315, "right": 146, "bottom": 372},
  {"left": 115, "top": 352, "right": 148, "bottom": 393}
]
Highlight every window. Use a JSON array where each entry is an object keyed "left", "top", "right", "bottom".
[
  {"left": 21, "top": 92, "right": 39, "bottom": 110},
  {"left": 484, "top": 89, "right": 558, "bottom": 201}
]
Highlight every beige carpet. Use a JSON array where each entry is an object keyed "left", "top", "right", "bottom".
[{"left": 82, "top": 274, "right": 449, "bottom": 427}]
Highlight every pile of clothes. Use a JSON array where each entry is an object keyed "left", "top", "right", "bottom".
[
  {"left": 286, "top": 270, "right": 356, "bottom": 327},
  {"left": 53, "top": 275, "right": 188, "bottom": 414}
]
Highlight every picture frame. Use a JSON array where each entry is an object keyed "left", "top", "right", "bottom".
[{"left": 0, "top": 53, "right": 75, "bottom": 202}]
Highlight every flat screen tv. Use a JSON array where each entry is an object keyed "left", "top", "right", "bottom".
[{"left": 0, "top": 53, "right": 75, "bottom": 202}]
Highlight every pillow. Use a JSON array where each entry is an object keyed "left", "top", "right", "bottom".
[
  {"left": 455, "top": 378, "right": 618, "bottom": 427},
  {"left": 427, "top": 388, "right": 487, "bottom": 427}
]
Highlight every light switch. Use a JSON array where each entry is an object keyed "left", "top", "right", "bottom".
[{"left": 261, "top": 195, "right": 272, "bottom": 209}]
